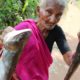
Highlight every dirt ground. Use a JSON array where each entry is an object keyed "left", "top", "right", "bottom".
[{"left": 49, "top": 4, "right": 80, "bottom": 80}]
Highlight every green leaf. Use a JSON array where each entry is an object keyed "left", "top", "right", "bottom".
[{"left": 22, "top": 0, "right": 29, "bottom": 13}]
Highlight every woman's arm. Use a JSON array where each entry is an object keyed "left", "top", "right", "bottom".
[{"left": 55, "top": 25, "right": 74, "bottom": 65}]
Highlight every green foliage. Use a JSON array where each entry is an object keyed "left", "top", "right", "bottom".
[
  {"left": 0, "top": 0, "right": 22, "bottom": 29},
  {"left": 22, "top": 0, "right": 39, "bottom": 19},
  {"left": 0, "top": 0, "right": 39, "bottom": 29},
  {"left": 77, "top": 0, "right": 80, "bottom": 9}
]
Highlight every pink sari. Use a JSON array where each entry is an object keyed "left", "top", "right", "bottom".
[{"left": 14, "top": 19, "right": 53, "bottom": 80}]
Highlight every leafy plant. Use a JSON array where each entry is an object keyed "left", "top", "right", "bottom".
[
  {"left": 0, "top": 0, "right": 39, "bottom": 29},
  {"left": 22, "top": 0, "right": 39, "bottom": 19}
]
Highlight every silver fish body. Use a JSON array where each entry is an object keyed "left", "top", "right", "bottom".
[{"left": 0, "top": 29, "right": 31, "bottom": 80}]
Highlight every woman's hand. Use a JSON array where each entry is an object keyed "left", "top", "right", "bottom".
[
  {"left": 0, "top": 26, "right": 14, "bottom": 44},
  {"left": 63, "top": 51, "right": 75, "bottom": 66},
  {"left": 11, "top": 72, "right": 19, "bottom": 80},
  {"left": 0, "top": 26, "right": 14, "bottom": 57},
  {"left": 1, "top": 26, "right": 14, "bottom": 40}
]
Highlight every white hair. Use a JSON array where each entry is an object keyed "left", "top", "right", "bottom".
[{"left": 40, "top": 0, "right": 67, "bottom": 8}]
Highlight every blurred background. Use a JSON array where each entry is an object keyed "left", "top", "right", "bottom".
[{"left": 0, "top": 0, "right": 80, "bottom": 80}]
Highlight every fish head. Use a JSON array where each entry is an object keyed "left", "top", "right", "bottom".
[{"left": 3, "top": 29, "right": 32, "bottom": 52}]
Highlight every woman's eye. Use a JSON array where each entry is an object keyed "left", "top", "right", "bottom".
[
  {"left": 46, "top": 11, "right": 52, "bottom": 16},
  {"left": 56, "top": 13, "right": 62, "bottom": 19}
]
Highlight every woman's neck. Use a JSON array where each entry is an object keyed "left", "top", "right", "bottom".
[{"left": 35, "top": 19, "right": 49, "bottom": 39}]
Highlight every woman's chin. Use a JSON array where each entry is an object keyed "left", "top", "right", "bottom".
[{"left": 46, "top": 25, "right": 55, "bottom": 30}]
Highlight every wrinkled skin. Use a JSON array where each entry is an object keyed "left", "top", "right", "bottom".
[{"left": 0, "top": 29, "right": 31, "bottom": 80}]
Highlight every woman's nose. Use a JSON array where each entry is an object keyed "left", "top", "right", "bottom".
[{"left": 49, "top": 15, "right": 57, "bottom": 24}]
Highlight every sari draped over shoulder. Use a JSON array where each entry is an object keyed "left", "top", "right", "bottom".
[{"left": 13, "top": 19, "right": 53, "bottom": 80}]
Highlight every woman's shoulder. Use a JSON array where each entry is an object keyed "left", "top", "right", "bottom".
[
  {"left": 51, "top": 25, "right": 64, "bottom": 34},
  {"left": 49, "top": 25, "right": 63, "bottom": 33},
  {"left": 54, "top": 25, "right": 62, "bottom": 30},
  {"left": 14, "top": 19, "right": 36, "bottom": 30}
]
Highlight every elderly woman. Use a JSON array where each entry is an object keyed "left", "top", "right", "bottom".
[{"left": 0, "top": 0, "right": 74, "bottom": 80}]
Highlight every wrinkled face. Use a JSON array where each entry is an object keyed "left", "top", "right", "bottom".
[{"left": 37, "top": 2, "right": 65, "bottom": 30}]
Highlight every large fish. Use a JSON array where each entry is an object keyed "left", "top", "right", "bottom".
[
  {"left": 0, "top": 29, "right": 31, "bottom": 80},
  {"left": 64, "top": 42, "right": 80, "bottom": 80}
]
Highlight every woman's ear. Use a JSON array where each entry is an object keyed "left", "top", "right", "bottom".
[{"left": 36, "top": 6, "right": 40, "bottom": 16}]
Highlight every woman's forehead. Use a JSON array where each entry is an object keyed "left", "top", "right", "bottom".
[
  {"left": 45, "top": 4, "right": 64, "bottom": 14},
  {"left": 47, "top": 2, "right": 64, "bottom": 8},
  {"left": 41, "top": 2, "right": 64, "bottom": 13}
]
